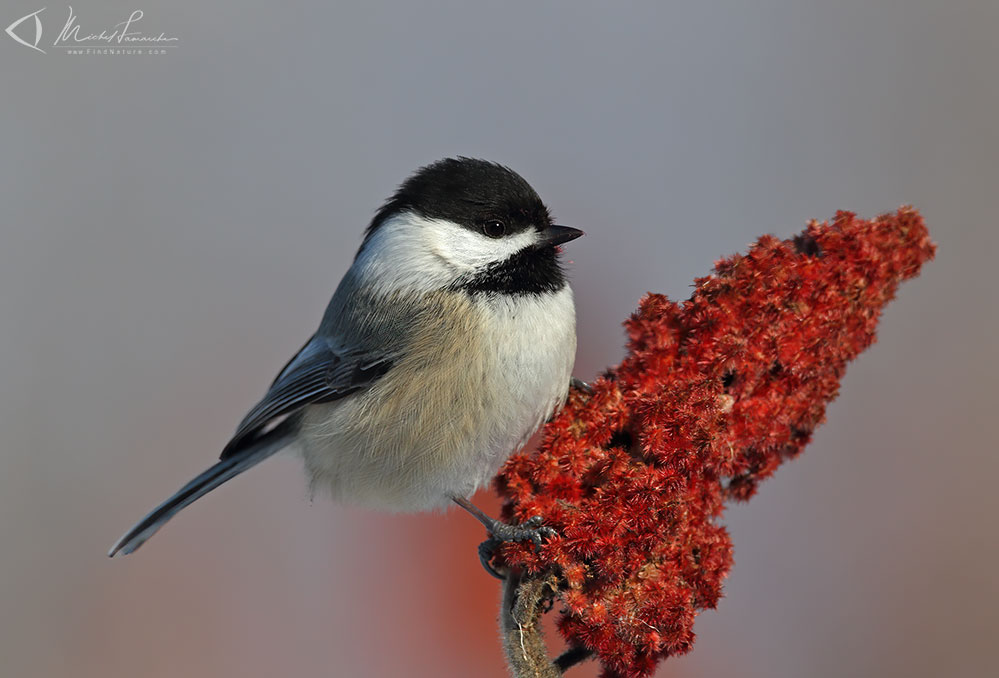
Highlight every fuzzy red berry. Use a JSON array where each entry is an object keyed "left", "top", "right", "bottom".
[{"left": 495, "top": 208, "right": 935, "bottom": 678}]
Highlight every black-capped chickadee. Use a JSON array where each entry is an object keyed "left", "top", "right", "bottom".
[{"left": 109, "top": 158, "right": 583, "bottom": 573}]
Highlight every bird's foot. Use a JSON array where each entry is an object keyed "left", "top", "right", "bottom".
[
  {"left": 478, "top": 516, "right": 557, "bottom": 579},
  {"left": 571, "top": 377, "right": 594, "bottom": 394}
]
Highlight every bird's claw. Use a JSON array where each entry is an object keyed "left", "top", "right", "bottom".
[
  {"left": 477, "top": 516, "right": 557, "bottom": 579},
  {"left": 478, "top": 538, "right": 505, "bottom": 579},
  {"left": 571, "top": 377, "right": 594, "bottom": 395}
]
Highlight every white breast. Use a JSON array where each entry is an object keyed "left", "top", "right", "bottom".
[
  {"left": 295, "top": 286, "right": 576, "bottom": 512},
  {"left": 476, "top": 287, "right": 577, "bottom": 456}
]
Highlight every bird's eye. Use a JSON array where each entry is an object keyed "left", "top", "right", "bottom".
[{"left": 482, "top": 220, "right": 506, "bottom": 238}]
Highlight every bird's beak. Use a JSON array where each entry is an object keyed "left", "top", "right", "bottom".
[{"left": 537, "top": 224, "right": 585, "bottom": 248}]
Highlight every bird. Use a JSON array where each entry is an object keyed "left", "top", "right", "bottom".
[{"left": 108, "top": 157, "right": 584, "bottom": 575}]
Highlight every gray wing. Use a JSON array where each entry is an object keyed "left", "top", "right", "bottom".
[{"left": 219, "top": 335, "right": 392, "bottom": 459}]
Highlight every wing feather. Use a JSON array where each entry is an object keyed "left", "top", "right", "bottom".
[{"left": 220, "top": 335, "right": 392, "bottom": 459}]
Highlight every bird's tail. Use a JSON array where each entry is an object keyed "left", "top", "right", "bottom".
[{"left": 108, "top": 422, "right": 294, "bottom": 557}]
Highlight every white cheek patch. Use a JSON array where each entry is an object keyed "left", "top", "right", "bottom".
[
  {"left": 424, "top": 217, "right": 538, "bottom": 272},
  {"left": 353, "top": 212, "right": 540, "bottom": 294}
]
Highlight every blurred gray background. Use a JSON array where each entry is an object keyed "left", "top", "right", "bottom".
[{"left": 1, "top": 2, "right": 996, "bottom": 677}]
